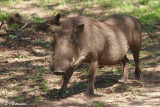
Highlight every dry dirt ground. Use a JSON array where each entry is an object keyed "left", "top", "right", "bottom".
[{"left": 0, "top": 0, "right": 160, "bottom": 107}]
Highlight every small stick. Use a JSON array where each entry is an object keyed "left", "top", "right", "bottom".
[
  {"left": 0, "top": 21, "right": 4, "bottom": 29},
  {"left": 20, "top": 23, "right": 28, "bottom": 30}
]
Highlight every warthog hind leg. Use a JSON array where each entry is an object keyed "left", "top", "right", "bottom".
[{"left": 119, "top": 55, "right": 129, "bottom": 83}]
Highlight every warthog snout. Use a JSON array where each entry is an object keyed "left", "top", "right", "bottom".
[
  {"left": 49, "top": 63, "right": 66, "bottom": 75},
  {"left": 53, "top": 69, "right": 66, "bottom": 75}
]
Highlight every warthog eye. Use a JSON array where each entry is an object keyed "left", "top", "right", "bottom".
[{"left": 70, "top": 35, "right": 75, "bottom": 43}]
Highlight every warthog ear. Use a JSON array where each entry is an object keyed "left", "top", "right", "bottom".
[
  {"left": 47, "top": 14, "right": 60, "bottom": 25},
  {"left": 53, "top": 14, "right": 60, "bottom": 25},
  {"left": 76, "top": 24, "right": 84, "bottom": 33}
]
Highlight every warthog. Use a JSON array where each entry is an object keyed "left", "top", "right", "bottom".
[{"left": 49, "top": 14, "right": 152, "bottom": 97}]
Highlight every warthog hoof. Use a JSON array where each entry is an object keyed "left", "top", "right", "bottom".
[
  {"left": 85, "top": 89, "right": 94, "bottom": 96},
  {"left": 135, "top": 73, "right": 140, "bottom": 80},
  {"left": 118, "top": 77, "right": 127, "bottom": 83}
]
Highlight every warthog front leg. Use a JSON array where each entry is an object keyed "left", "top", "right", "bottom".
[
  {"left": 58, "top": 68, "right": 74, "bottom": 98},
  {"left": 85, "top": 60, "right": 98, "bottom": 95}
]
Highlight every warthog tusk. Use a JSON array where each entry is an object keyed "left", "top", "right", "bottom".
[
  {"left": 71, "top": 57, "right": 75, "bottom": 66},
  {"left": 71, "top": 55, "right": 86, "bottom": 67}
]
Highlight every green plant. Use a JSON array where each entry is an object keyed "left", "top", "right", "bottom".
[
  {"left": 129, "top": 86, "right": 137, "bottom": 96},
  {"left": 14, "top": 86, "right": 20, "bottom": 91},
  {"left": 1, "top": 89, "right": 8, "bottom": 99},
  {"left": 97, "top": 88, "right": 101, "bottom": 92},
  {"left": 91, "top": 101, "right": 104, "bottom": 107},
  {"left": 9, "top": 72, "right": 15, "bottom": 78},
  {"left": 128, "top": 63, "right": 133, "bottom": 68},
  {"left": 82, "top": 68, "right": 88, "bottom": 76},
  {"left": 146, "top": 24, "right": 156, "bottom": 31},
  {"left": 115, "top": 103, "right": 120, "bottom": 107},
  {"left": 0, "top": 9, "right": 9, "bottom": 21},
  {"left": 0, "top": 0, "right": 23, "bottom": 7},
  {"left": 142, "top": 84, "right": 145, "bottom": 93},
  {"left": 17, "top": 54, "right": 23, "bottom": 59},
  {"left": 86, "top": 9, "right": 93, "bottom": 16},
  {"left": 34, "top": 96, "right": 40, "bottom": 101},
  {"left": 40, "top": 80, "right": 49, "bottom": 93},
  {"left": 81, "top": 83, "right": 88, "bottom": 88},
  {"left": 9, "top": 24, "right": 19, "bottom": 29},
  {"left": 72, "top": 81, "right": 78, "bottom": 87},
  {"left": 26, "top": 75, "right": 33, "bottom": 81},
  {"left": 60, "top": 76, "right": 63, "bottom": 81},
  {"left": 36, "top": 67, "right": 46, "bottom": 73},
  {"left": 113, "top": 69, "right": 121, "bottom": 75},
  {"left": 28, "top": 15, "right": 44, "bottom": 23},
  {"left": 13, "top": 79, "right": 17, "bottom": 83},
  {"left": 34, "top": 39, "right": 42, "bottom": 44},
  {"left": 16, "top": 95, "right": 22, "bottom": 100},
  {"left": 111, "top": 87, "right": 115, "bottom": 93},
  {"left": 132, "top": 88, "right": 137, "bottom": 95},
  {"left": 139, "top": 0, "right": 150, "bottom": 5},
  {"left": 41, "top": 0, "right": 55, "bottom": 4}
]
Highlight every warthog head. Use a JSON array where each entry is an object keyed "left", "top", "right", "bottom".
[{"left": 49, "top": 14, "right": 84, "bottom": 75}]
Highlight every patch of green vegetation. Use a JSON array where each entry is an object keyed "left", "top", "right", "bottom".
[
  {"left": 13, "top": 79, "right": 17, "bottom": 84},
  {"left": 113, "top": 69, "right": 122, "bottom": 75},
  {"left": 34, "top": 96, "right": 40, "bottom": 101},
  {"left": 129, "top": 0, "right": 160, "bottom": 23},
  {"left": 34, "top": 39, "right": 42, "bottom": 44},
  {"left": 128, "top": 63, "right": 133, "bottom": 68},
  {"left": 96, "top": 0, "right": 160, "bottom": 23},
  {"left": 40, "top": 80, "right": 49, "bottom": 93},
  {"left": 41, "top": 0, "right": 55, "bottom": 4},
  {"left": 0, "top": 9, "right": 9, "bottom": 21},
  {"left": 140, "top": 50, "right": 147, "bottom": 55},
  {"left": 81, "top": 68, "right": 88, "bottom": 76},
  {"left": 139, "top": 0, "right": 150, "bottom": 5},
  {"left": 28, "top": 15, "right": 44, "bottom": 23},
  {"left": 80, "top": 82, "right": 87, "bottom": 89},
  {"left": 39, "top": 0, "right": 159, "bottom": 24},
  {"left": 0, "top": 0, "right": 24, "bottom": 7},
  {"left": 128, "top": 86, "right": 137, "bottom": 96},
  {"left": 72, "top": 81, "right": 78, "bottom": 87},
  {"left": 9, "top": 72, "right": 15, "bottom": 78},
  {"left": 14, "top": 54, "right": 23, "bottom": 59},
  {"left": 91, "top": 101, "right": 104, "bottom": 107},
  {"left": 26, "top": 68, "right": 45, "bottom": 82},
  {"left": 9, "top": 23, "right": 19, "bottom": 30},
  {"left": 36, "top": 67, "right": 46, "bottom": 73},
  {"left": 1, "top": 89, "right": 8, "bottom": 99},
  {"left": 115, "top": 103, "right": 120, "bottom": 107},
  {"left": 26, "top": 75, "right": 32, "bottom": 81},
  {"left": 16, "top": 95, "right": 22, "bottom": 100},
  {"left": 14, "top": 85, "right": 20, "bottom": 91},
  {"left": 98, "top": 0, "right": 122, "bottom": 8},
  {"left": 96, "top": 88, "right": 101, "bottom": 92}
]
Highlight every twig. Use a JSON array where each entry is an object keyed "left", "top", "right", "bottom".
[
  {"left": 0, "top": 21, "right": 4, "bottom": 29},
  {"left": 20, "top": 23, "right": 28, "bottom": 30}
]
